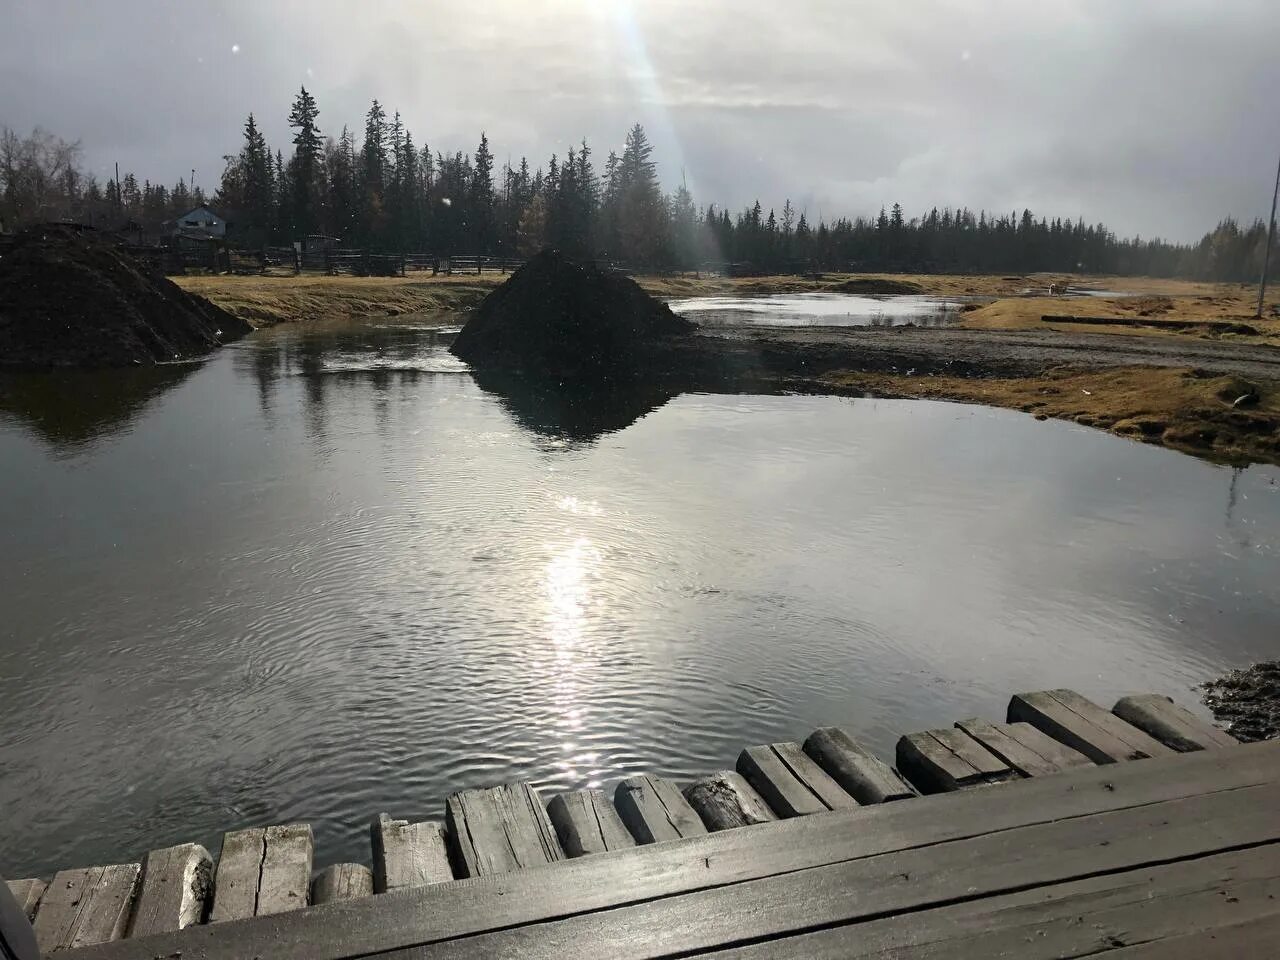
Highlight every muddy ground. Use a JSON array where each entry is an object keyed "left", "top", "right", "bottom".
[
  {"left": 673, "top": 324, "right": 1280, "bottom": 465},
  {"left": 1203, "top": 661, "right": 1280, "bottom": 742}
]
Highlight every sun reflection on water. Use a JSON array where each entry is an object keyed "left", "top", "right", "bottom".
[{"left": 545, "top": 535, "right": 606, "bottom": 786}]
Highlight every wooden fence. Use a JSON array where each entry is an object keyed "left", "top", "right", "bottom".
[
  {"left": 0, "top": 230, "right": 669, "bottom": 279},
  {"left": 225, "top": 248, "right": 528, "bottom": 278}
]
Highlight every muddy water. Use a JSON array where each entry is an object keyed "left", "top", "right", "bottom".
[
  {"left": 2, "top": 316, "right": 1278, "bottom": 877},
  {"left": 668, "top": 291, "right": 963, "bottom": 326}
]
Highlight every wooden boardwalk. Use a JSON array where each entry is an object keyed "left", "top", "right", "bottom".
[{"left": 11, "top": 689, "right": 1280, "bottom": 957}]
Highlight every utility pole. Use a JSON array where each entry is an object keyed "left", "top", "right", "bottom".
[
  {"left": 1259, "top": 150, "right": 1280, "bottom": 320},
  {"left": 114, "top": 161, "right": 120, "bottom": 219}
]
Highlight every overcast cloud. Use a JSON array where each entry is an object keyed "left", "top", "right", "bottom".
[{"left": 1, "top": 0, "right": 1276, "bottom": 241}]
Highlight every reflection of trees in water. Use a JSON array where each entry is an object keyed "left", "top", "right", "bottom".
[
  {"left": 294, "top": 335, "right": 329, "bottom": 445},
  {"left": 242, "top": 324, "right": 459, "bottom": 443},
  {"left": 469, "top": 367, "right": 677, "bottom": 444},
  {"left": 369, "top": 364, "right": 392, "bottom": 435},
  {"left": 246, "top": 324, "right": 679, "bottom": 448},
  {"left": 234, "top": 341, "right": 283, "bottom": 424},
  {"left": 0, "top": 364, "right": 199, "bottom": 455}
]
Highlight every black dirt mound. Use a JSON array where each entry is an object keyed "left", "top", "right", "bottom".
[
  {"left": 0, "top": 224, "right": 252, "bottom": 368},
  {"left": 450, "top": 249, "right": 694, "bottom": 378},
  {"left": 827, "top": 277, "right": 923, "bottom": 295},
  {"left": 1203, "top": 660, "right": 1280, "bottom": 742}
]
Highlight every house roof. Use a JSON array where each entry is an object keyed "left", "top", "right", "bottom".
[{"left": 173, "top": 204, "right": 225, "bottom": 222}]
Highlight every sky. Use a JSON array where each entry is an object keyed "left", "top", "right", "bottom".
[{"left": 1, "top": 0, "right": 1277, "bottom": 242}]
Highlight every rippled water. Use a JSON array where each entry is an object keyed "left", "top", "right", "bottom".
[
  {"left": 2, "top": 316, "right": 1278, "bottom": 878},
  {"left": 667, "top": 292, "right": 962, "bottom": 326}
]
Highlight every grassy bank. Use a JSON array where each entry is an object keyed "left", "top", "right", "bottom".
[
  {"left": 960, "top": 286, "right": 1280, "bottom": 343},
  {"left": 174, "top": 274, "right": 502, "bottom": 326},
  {"left": 178, "top": 270, "right": 1277, "bottom": 341},
  {"left": 826, "top": 366, "right": 1280, "bottom": 465}
]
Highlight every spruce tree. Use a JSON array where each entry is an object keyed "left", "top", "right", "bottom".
[
  {"left": 246, "top": 116, "right": 271, "bottom": 231},
  {"left": 287, "top": 86, "right": 322, "bottom": 237},
  {"left": 470, "top": 132, "right": 495, "bottom": 253},
  {"left": 361, "top": 100, "right": 388, "bottom": 244}
]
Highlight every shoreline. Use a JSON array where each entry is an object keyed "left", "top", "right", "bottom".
[{"left": 172, "top": 272, "right": 1280, "bottom": 466}]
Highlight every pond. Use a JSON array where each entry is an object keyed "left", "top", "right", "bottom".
[
  {"left": 2, "top": 316, "right": 1277, "bottom": 878},
  {"left": 667, "top": 291, "right": 963, "bottom": 326}
]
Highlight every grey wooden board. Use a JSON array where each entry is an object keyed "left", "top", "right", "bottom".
[
  {"left": 707, "top": 844, "right": 1280, "bottom": 958},
  {"left": 209, "top": 824, "right": 313, "bottom": 922},
  {"left": 128, "top": 843, "right": 212, "bottom": 937},
  {"left": 445, "top": 781, "right": 563, "bottom": 877},
  {"left": 1114, "top": 693, "right": 1239, "bottom": 752},
  {"left": 257, "top": 824, "right": 313, "bottom": 916},
  {"left": 69, "top": 741, "right": 1280, "bottom": 960},
  {"left": 737, "top": 742, "right": 857, "bottom": 816},
  {"left": 1102, "top": 913, "right": 1280, "bottom": 958},
  {"left": 1009, "top": 688, "right": 1175, "bottom": 763},
  {"left": 803, "top": 727, "right": 915, "bottom": 803},
  {"left": 955, "top": 717, "right": 1093, "bottom": 777},
  {"left": 896, "top": 727, "right": 1017, "bottom": 792},
  {"left": 364, "top": 781, "right": 1280, "bottom": 959},
  {"left": 684, "top": 771, "right": 776, "bottom": 831},
  {"left": 32, "top": 863, "right": 140, "bottom": 952},
  {"left": 5, "top": 878, "right": 45, "bottom": 920},
  {"left": 312, "top": 864, "right": 374, "bottom": 905},
  {"left": 371, "top": 815, "right": 453, "bottom": 893},
  {"left": 209, "top": 827, "right": 263, "bottom": 922},
  {"left": 547, "top": 789, "right": 636, "bottom": 856},
  {"left": 613, "top": 775, "right": 707, "bottom": 843}
]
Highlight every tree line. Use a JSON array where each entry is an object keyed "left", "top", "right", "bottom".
[{"left": 1, "top": 91, "right": 1275, "bottom": 283}]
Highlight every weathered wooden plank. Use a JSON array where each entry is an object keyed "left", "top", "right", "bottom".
[
  {"left": 1009, "top": 688, "right": 1175, "bottom": 763},
  {"left": 613, "top": 775, "right": 707, "bottom": 844},
  {"left": 69, "top": 742, "right": 1280, "bottom": 960},
  {"left": 311, "top": 864, "right": 374, "bottom": 905},
  {"left": 955, "top": 718, "right": 1093, "bottom": 777},
  {"left": 685, "top": 771, "right": 777, "bottom": 830},
  {"left": 1114, "top": 693, "right": 1239, "bottom": 752},
  {"left": 1103, "top": 913, "right": 1280, "bottom": 958},
  {"left": 803, "top": 727, "right": 915, "bottom": 803},
  {"left": 209, "top": 827, "right": 263, "bottom": 923},
  {"left": 32, "top": 864, "right": 140, "bottom": 952},
  {"left": 737, "top": 742, "right": 857, "bottom": 817},
  {"left": 371, "top": 814, "right": 453, "bottom": 893},
  {"left": 445, "top": 782, "right": 563, "bottom": 877},
  {"left": 896, "top": 727, "right": 1017, "bottom": 792},
  {"left": 363, "top": 782, "right": 1280, "bottom": 959},
  {"left": 209, "top": 824, "right": 312, "bottom": 922},
  {"left": 708, "top": 844, "right": 1280, "bottom": 958},
  {"left": 127, "top": 843, "right": 212, "bottom": 937},
  {"left": 547, "top": 789, "right": 636, "bottom": 857},
  {"left": 257, "top": 824, "right": 313, "bottom": 916},
  {"left": 5, "top": 878, "right": 46, "bottom": 920}
]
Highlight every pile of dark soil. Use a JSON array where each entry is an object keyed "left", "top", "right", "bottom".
[
  {"left": 0, "top": 224, "right": 251, "bottom": 367},
  {"left": 450, "top": 249, "right": 694, "bottom": 379},
  {"left": 827, "top": 277, "right": 923, "bottom": 296},
  {"left": 1203, "top": 660, "right": 1280, "bottom": 742}
]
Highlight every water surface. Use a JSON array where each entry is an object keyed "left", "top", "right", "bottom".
[
  {"left": 1, "top": 317, "right": 1277, "bottom": 877},
  {"left": 668, "top": 292, "right": 961, "bottom": 326}
]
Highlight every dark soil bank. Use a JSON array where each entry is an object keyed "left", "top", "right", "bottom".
[
  {"left": 1203, "top": 661, "right": 1280, "bottom": 742},
  {"left": 0, "top": 225, "right": 251, "bottom": 367},
  {"left": 827, "top": 276, "right": 923, "bottom": 295},
  {"left": 451, "top": 250, "right": 694, "bottom": 378}
]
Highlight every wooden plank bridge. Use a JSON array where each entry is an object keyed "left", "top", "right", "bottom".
[{"left": 9, "top": 689, "right": 1280, "bottom": 958}]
